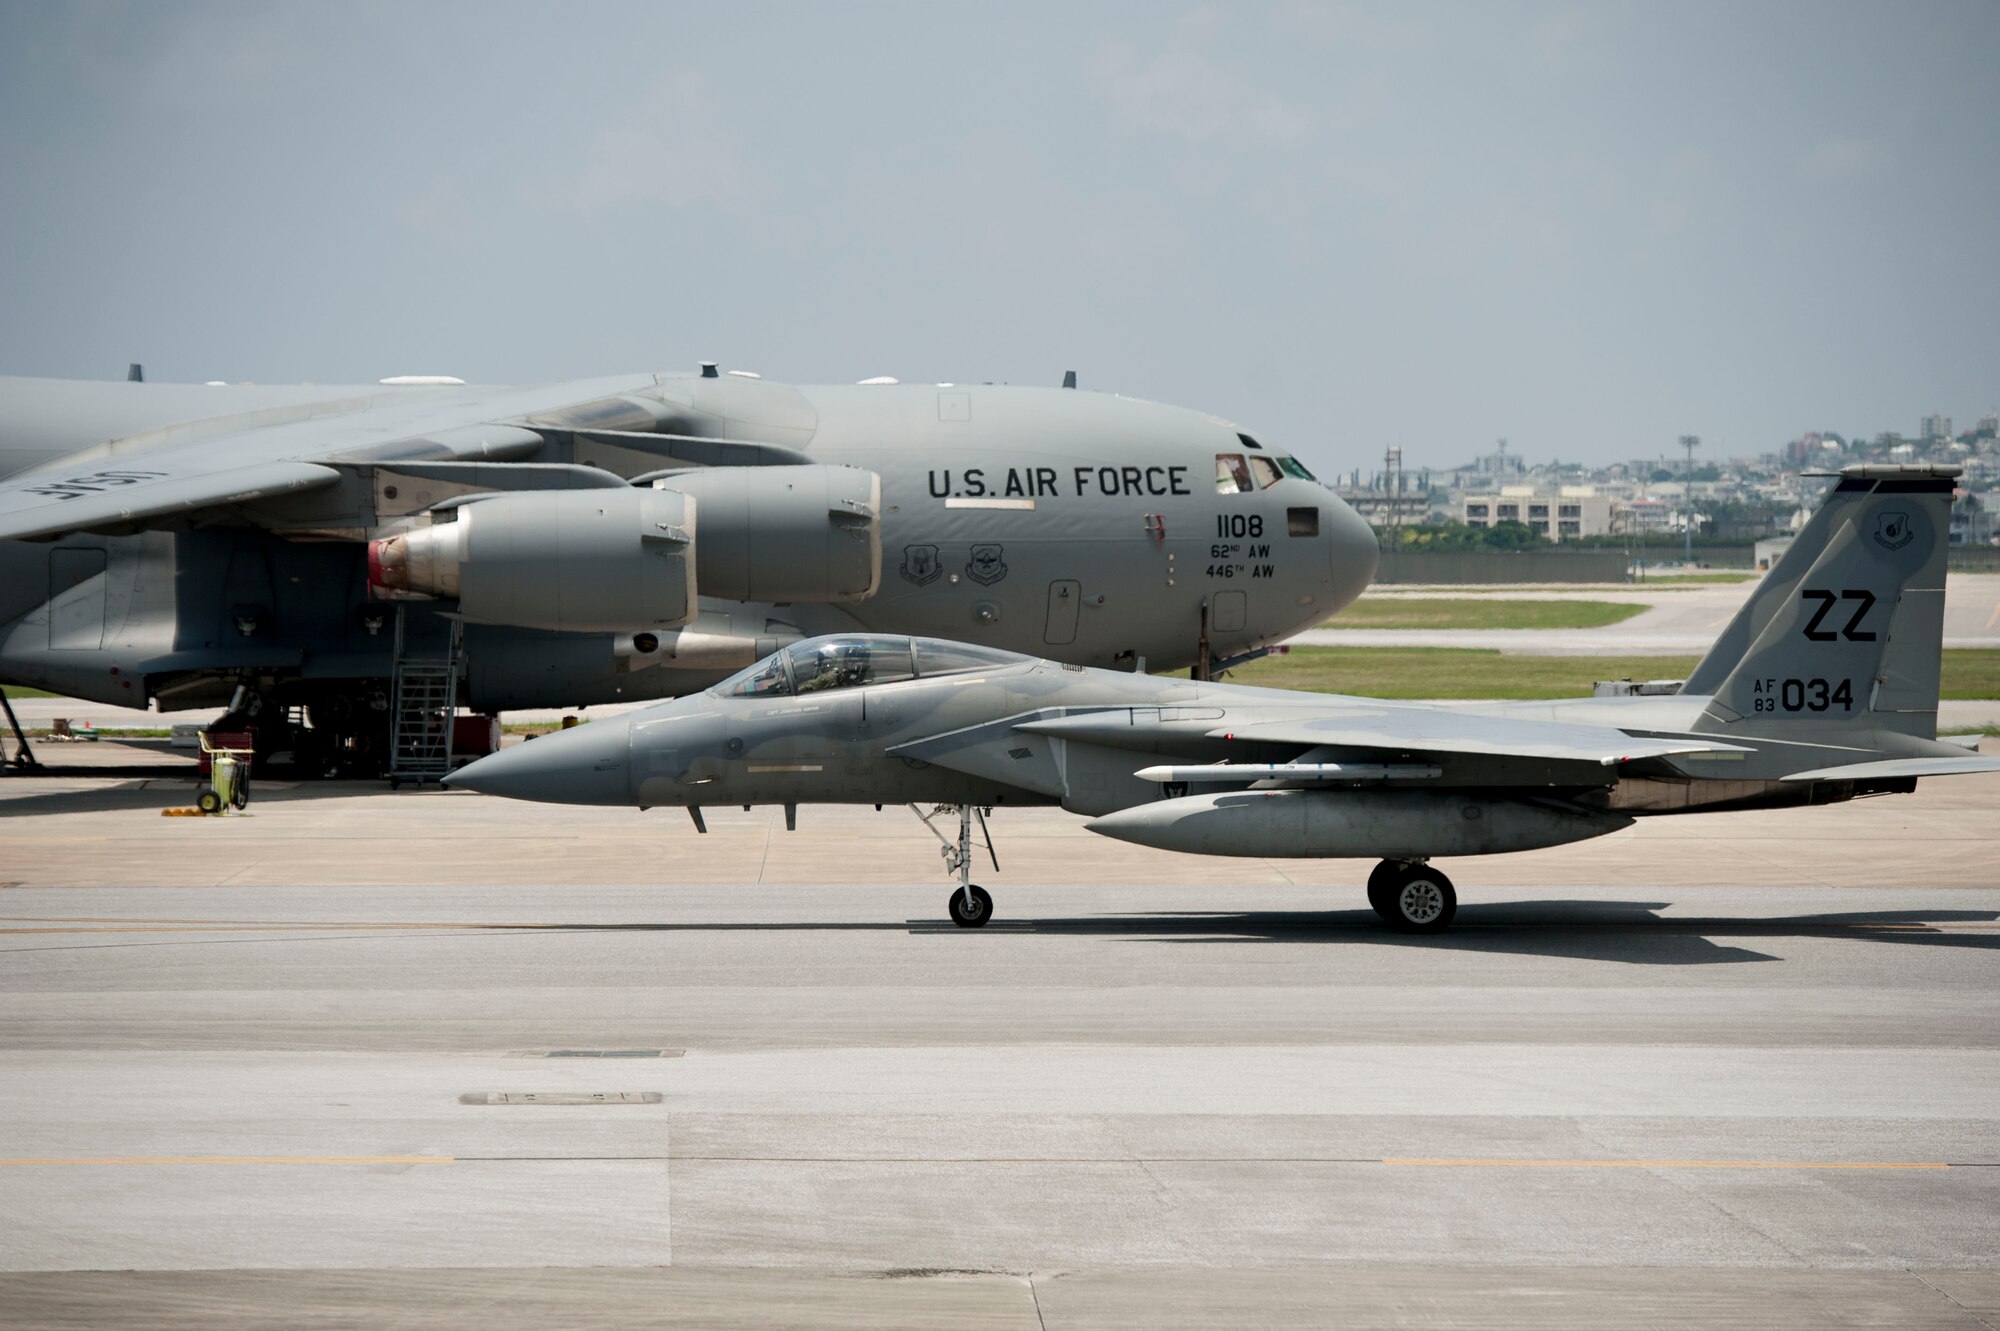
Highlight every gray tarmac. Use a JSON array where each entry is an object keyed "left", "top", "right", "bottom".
[{"left": 1, "top": 742, "right": 1998, "bottom": 1328}]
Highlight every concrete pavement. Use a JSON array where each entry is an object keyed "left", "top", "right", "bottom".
[{"left": 1, "top": 744, "right": 1997, "bottom": 1326}]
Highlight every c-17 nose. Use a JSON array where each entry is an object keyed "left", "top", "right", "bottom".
[
  {"left": 1322, "top": 493, "right": 1379, "bottom": 611},
  {"left": 445, "top": 716, "right": 634, "bottom": 806}
]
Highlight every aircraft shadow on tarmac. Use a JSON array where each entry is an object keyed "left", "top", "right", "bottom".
[
  {"left": 507, "top": 902, "right": 2000, "bottom": 967},
  {"left": 1045, "top": 902, "right": 2000, "bottom": 965},
  {"left": 897, "top": 903, "right": 2000, "bottom": 965},
  {"left": 0, "top": 775, "right": 439, "bottom": 816}
]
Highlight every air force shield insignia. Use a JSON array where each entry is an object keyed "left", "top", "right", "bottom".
[
  {"left": 966, "top": 543, "right": 1008, "bottom": 585},
  {"left": 1873, "top": 511, "right": 1913, "bottom": 551},
  {"left": 900, "top": 544, "right": 942, "bottom": 586}
]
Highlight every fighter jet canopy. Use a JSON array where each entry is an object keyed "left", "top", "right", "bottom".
[{"left": 713, "top": 635, "right": 1033, "bottom": 699}]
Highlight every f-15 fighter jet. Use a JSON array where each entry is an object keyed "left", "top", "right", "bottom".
[{"left": 450, "top": 464, "right": 1998, "bottom": 932}]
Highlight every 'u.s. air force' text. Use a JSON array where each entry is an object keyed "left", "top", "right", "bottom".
[{"left": 929, "top": 466, "right": 1192, "bottom": 499}]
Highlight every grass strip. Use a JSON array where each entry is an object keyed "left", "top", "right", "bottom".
[
  {"left": 1327, "top": 598, "right": 1648, "bottom": 631},
  {"left": 1232, "top": 647, "right": 2000, "bottom": 701}
]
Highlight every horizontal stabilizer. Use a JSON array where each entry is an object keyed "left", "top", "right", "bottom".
[
  {"left": 0, "top": 459, "right": 341, "bottom": 541},
  {"left": 1780, "top": 755, "right": 2000, "bottom": 783}
]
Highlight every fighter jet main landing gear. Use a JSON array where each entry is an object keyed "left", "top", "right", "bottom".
[
  {"left": 913, "top": 803, "right": 999, "bottom": 928},
  {"left": 1367, "top": 859, "right": 1457, "bottom": 934}
]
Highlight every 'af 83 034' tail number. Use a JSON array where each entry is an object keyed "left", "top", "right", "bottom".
[{"left": 1751, "top": 677, "right": 1855, "bottom": 713}]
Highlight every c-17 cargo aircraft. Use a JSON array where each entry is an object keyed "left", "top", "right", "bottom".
[
  {"left": 450, "top": 463, "right": 1999, "bottom": 932},
  {"left": 0, "top": 367, "right": 1374, "bottom": 776}
]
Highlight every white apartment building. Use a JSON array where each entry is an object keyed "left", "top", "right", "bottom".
[{"left": 1462, "top": 486, "right": 1614, "bottom": 541}]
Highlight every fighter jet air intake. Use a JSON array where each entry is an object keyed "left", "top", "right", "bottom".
[
  {"left": 449, "top": 464, "right": 2000, "bottom": 933},
  {"left": 0, "top": 369, "right": 1376, "bottom": 776}
]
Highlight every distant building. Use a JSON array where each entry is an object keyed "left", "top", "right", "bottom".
[
  {"left": 1462, "top": 486, "right": 1612, "bottom": 541},
  {"left": 1615, "top": 498, "right": 1674, "bottom": 535},
  {"left": 1475, "top": 439, "right": 1526, "bottom": 478},
  {"left": 1783, "top": 432, "right": 1844, "bottom": 467},
  {"left": 1344, "top": 492, "right": 1434, "bottom": 525},
  {"left": 1950, "top": 489, "right": 1995, "bottom": 547},
  {"left": 1708, "top": 507, "right": 1781, "bottom": 540},
  {"left": 1920, "top": 413, "right": 1953, "bottom": 442}
]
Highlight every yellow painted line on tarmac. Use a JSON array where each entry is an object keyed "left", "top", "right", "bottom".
[
  {"left": 1384, "top": 1158, "right": 1948, "bottom": 1170},
  {"left": 0, "top": 1156, "right": 453, "bottom": 1167},
  {"left": 1986, "top": 599, "right": 2000, "bottom": 631}
]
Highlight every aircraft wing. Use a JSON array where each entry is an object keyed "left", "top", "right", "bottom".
[
  {"left": 1212, "top": 713, "right": 1745, "bottom": 766},
  {"left": 0, "top": 458, "right": 342, "bottom": 542},
  {"left": 0, "top": 374, "right": 668, "bottom": 543},
  {"left": 1016, "top": 706, "right": 1744, "bottom": 768}
]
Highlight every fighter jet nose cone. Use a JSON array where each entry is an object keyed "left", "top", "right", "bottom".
[{"left": 447, "top": 719, "right": 633, "bottom": 806}]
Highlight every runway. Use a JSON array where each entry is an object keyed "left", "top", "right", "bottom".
[
  {"left": 1291, "top": 571, "right": 2000, "bottom": 654},
  {"left": 1, "top": 742, "right": 1997, "bottom": 1326}
]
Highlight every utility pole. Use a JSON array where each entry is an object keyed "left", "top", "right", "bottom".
[
  {"left": 1384, "top": 445, "right": 1403, "bottom": 551},
  {"left": 1679, "top": 434, "right": 1701, "bottom": 564}
]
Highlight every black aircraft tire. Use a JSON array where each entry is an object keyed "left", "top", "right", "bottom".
[
  {"left": 1391, "top": 870, "right": 1457, "bottom": 934},
  {"left": 1366, "top": 860, "right": 1407, "bottom": 920},
  {"left": 948, "top": 885, "right": 994, "bottom": 929},
  {"left": 196, "top": 789, "right": 223, "bottom": 816}
]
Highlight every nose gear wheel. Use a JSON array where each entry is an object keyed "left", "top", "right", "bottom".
[
  {"left": 947, "top": 884, "right": 993, "bottom": 928},
  {"left": 912, "top": 803, "right": 999, "bottom": 928}
]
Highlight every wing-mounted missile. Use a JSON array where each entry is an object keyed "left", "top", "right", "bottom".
[
  {"left": 1087, "top": 789, "right": 1632, "bottom": 859},
  {"left": 1134, "top": 762, "right": 1444, "bottom": 784}
]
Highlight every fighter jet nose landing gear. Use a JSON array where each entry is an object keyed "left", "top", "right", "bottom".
[
  {"left": 948, "top": 884, "right": 994, "bottom": 928},
  {"left": 913, "top": 803, "right": 999, "bottom": 928},
  {"left": 1367, "top": 859, "right": 1457, "bottom": 934}
]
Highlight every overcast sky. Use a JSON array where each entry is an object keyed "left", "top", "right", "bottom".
[{"left": 1, "top": 1, "right": 1994, "bottom": 475}]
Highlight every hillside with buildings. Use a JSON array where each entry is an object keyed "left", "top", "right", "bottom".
[{"left": 1336, "top": 412, "right": 2000, "bottom": 558}]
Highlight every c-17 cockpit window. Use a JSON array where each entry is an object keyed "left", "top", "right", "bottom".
[
  {"left": 1215, "top": 453, "right": 1253, "bottom": 494},
  {"left": 912, "top": 639, "right": 1026, "bottom": 676},
  {"left": 788, "top": 636, "right": 917, "bottom": 694},
  {"left": 1277, "top": 455, "right": 1316, "bottom": 482},
  {"left": 1249, "top": 455, "right": 1283, "bottom": 489}
]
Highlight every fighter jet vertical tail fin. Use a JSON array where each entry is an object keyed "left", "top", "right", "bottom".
[{"left": 1691, "top": 464, "right": 1958, "bottom": 740}]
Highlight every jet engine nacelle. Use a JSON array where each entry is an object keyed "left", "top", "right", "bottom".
[
  {"left": 369, "top": 488, "right": 696, "bottom": 633},
  {"left": 367, "top": 465, "right": 881, "bottom": 633},
  {"left": 1086, "top": 789, "right": 1631, "bottom": 858},
  {"left": 662, "top": 465, "right": 880, "bottom": 604}
]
